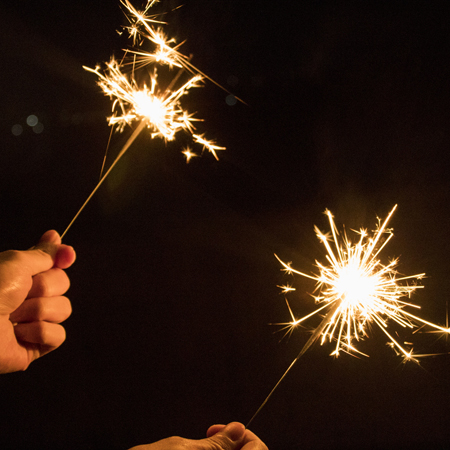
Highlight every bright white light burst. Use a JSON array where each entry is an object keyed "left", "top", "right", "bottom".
[
  {"left": 83, "top": 0, "right": 225, "bottom": 160},
  {"left": 61, "top": 0, "right": 227, "bottom": 238},
  {"left": 247, "top": 205, "right": 450, "bottom": 427},
  {"left": 276, "top": 205, "right": 450, "bottom": 362}
]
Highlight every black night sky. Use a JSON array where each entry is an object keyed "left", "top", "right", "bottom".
[{"left": 1, "top": 1, "right": 450, "bottom": 449}]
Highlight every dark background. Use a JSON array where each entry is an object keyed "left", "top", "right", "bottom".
[{"left": 1, "top": 1, "right": 450, "bottom": 449}]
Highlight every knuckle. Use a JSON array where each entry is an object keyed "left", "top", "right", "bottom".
[
  {"left": 0, "top": 251, "right": 32, "bottom": 296},
  {"left": 30, "top": 296, "right": 72, "bottom": 322},
  {"left": 0, "top": 250, "right": 27, "bottom": 271},
  {"left": 210, "top": 442, "right": 228, "bottom": 450},
  {"left": 33, "top": 274, "right": 50, "bottom": 297},
  {"left": 34, "top": 322, "right": 66, "bottom": 346},
  {"left": 33, "top": 248, "right": 52, "bottom": 259},
  {"left": 31, "top": 269, "right": 70, "bottom": 298},
  {"left": 32, "top": 298, "right": 48, "bottom": 320},
  {"left": 163, "top": 437, "right": 187, "bottom": 448},
  {"left": 203, "top": 438, "right": 230, "bottom": 450},
  {"left": 33, "top": 321, "right": 47, "bottom": 339},
  {"left": 52, "top": 268, "right": 71, "bottom": 293},
  {"left": 2, "top": 249, "right": 24, "bottom": 261}
]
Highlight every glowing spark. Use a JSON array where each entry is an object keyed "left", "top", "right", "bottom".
[
  {"left": 275, "top": 205, "right": 448, "bottom": 360},
  {"left": 181, "top": 147, "right": 198, "bottom": 163},
  {"left": 247, "top": 205, "right": 450, "bottom": 427},
  {"left": 192, "top": 134, "right": 226, "bottom": 160},
  {"left": 118, "top": 0, "right": 245, "bottom": 103},
  {"left": 88, "top": 0, "right": 225, "bottom": 154},
  {"left": 84, "top": 59, "right": 205, "bottom": 140},
  {"left": 61, "top": 1, "right": 225, "bottom": 239},
  {"left": 277, "top": 284, "right": 296, "bottom": 294},
  {"left": 280, "top": 261, "right": 294, "bottom": 275}
]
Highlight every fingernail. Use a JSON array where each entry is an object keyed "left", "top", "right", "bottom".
[{"left": 222, "top": 422, "right": 245, "bottom": 442}]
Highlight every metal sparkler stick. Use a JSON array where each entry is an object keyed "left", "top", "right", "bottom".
[
  {"left": 246, "top": 206, "right": 450, "bottom": 428},
  {"left": 61, "top": 121, "right": 146, "bottom": 239},
  {"left": 60, "top": 1, "right": 228, "bottom": 238},
  {"left": 246, "top": 300, "right": 341, "bottom": 428}
]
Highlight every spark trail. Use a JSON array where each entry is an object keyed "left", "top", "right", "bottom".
[
  {"left": 61, "top": 0, "right": 225, "bottom": 238},
  {"left": 247, "top": 205, "right": 449, "bottom": 426}
]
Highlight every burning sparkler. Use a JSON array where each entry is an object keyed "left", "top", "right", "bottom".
[
  {"left": 247, "top": 205, "right": 450, "bottom": 426},
  {"left": 61, "top": 0, "right": 226, "bottom": 238}
]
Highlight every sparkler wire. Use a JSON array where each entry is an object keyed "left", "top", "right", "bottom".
[
  {"left": 246, "top": 301, "right": 341, "bottom": 428},
  {"left": 60, "top": 1, "right": 229, "bottom": 239},
  {"left": 246, "top": 206, "right": 450, "bottom": 428},
  {"left": 60, "top": 121, "right": 146, "bottom": 239}
]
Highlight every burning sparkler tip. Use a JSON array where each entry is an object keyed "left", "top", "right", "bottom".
[
  {"left": 84, "top": 0, "right": 225, "bottom": 159},
  {"left": 62, "top": 0, "right": 226, "bottom": 238},
  {"left": 275, "top": 206, "right": 448, "bottom": 360},
  {"left": 249, "top": 205, "right": 448, "bottom": 426}
]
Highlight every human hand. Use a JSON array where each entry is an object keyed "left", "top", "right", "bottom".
[
  {"left": 128, "top": 421, "right": 268, "bottom": 450},
  {"left": 0, "top": 230, "right": 76, "bottom": 373}
]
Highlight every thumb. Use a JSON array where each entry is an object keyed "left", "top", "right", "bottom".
[
  {"left": 206, "top": 422, "right": 246, "bottom": 449},
  {"left": 24, "top": 230, "right": 61, "bottom": 273},
  {"left": 32, "top": 230, "right": 76, "bottom": 270}
]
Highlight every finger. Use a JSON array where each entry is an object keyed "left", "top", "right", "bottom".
[
  {"left": 206, "top": 424, "right": 226, "bottom": 438},
  {"left": 38, "top": 229, "right": 61, "bottom": 246},
  {"left": 27, "top": 268, "right": 70, "bottom": 298},
  {"left": 10, "top": 296, "right": 72, "bottom": 324},
  {"left": 208, "top": 424, "right": 268, "bottom": 450},
  {"left": 38, "top": 230, "right": 76, "bottom": 270},
  {"left": 205, "top": 422, "right": 246, "bottom": 449},
  {"left": 14, "top": 321, "right": 66, "bottom": 349},
  {"left": 0, "top": 245, "right": 57, "bottom": 312},
  {"left": 240, "top": 429, "right": 269, "bottom": 450},
  {"left": 19, "top": 230, "right": 75, "bottom": 276},
  {"left": 54, "top": 245, "right": 76, "bottom": 269},
  {"left": 16, "top": 247, "right": 58, "bottom": 278},
  {"left": 0, "top": 230, "right": 60, "bottom": 276}
]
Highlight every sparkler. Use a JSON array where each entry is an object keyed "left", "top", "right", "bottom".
[
  {"left": 247, "top": 205, "right": 450, "bottom": 427},
  {"left": 61, "top": 0, "right": 226, "bottom": 238}
]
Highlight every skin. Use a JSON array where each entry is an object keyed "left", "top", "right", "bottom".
[
  {"left": 0, "top": 230, "right": 76, "bottom": 373},
  {"left": 129, "top": 422, "right": 268, "bottom": 450}
]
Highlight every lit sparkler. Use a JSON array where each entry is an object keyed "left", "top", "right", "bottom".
[
  {"left": 61, "top": 0, "right": 225, "bottom": 238},
  {"left": 247, "top": 205, "right": 449, "bottom": 426}
]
